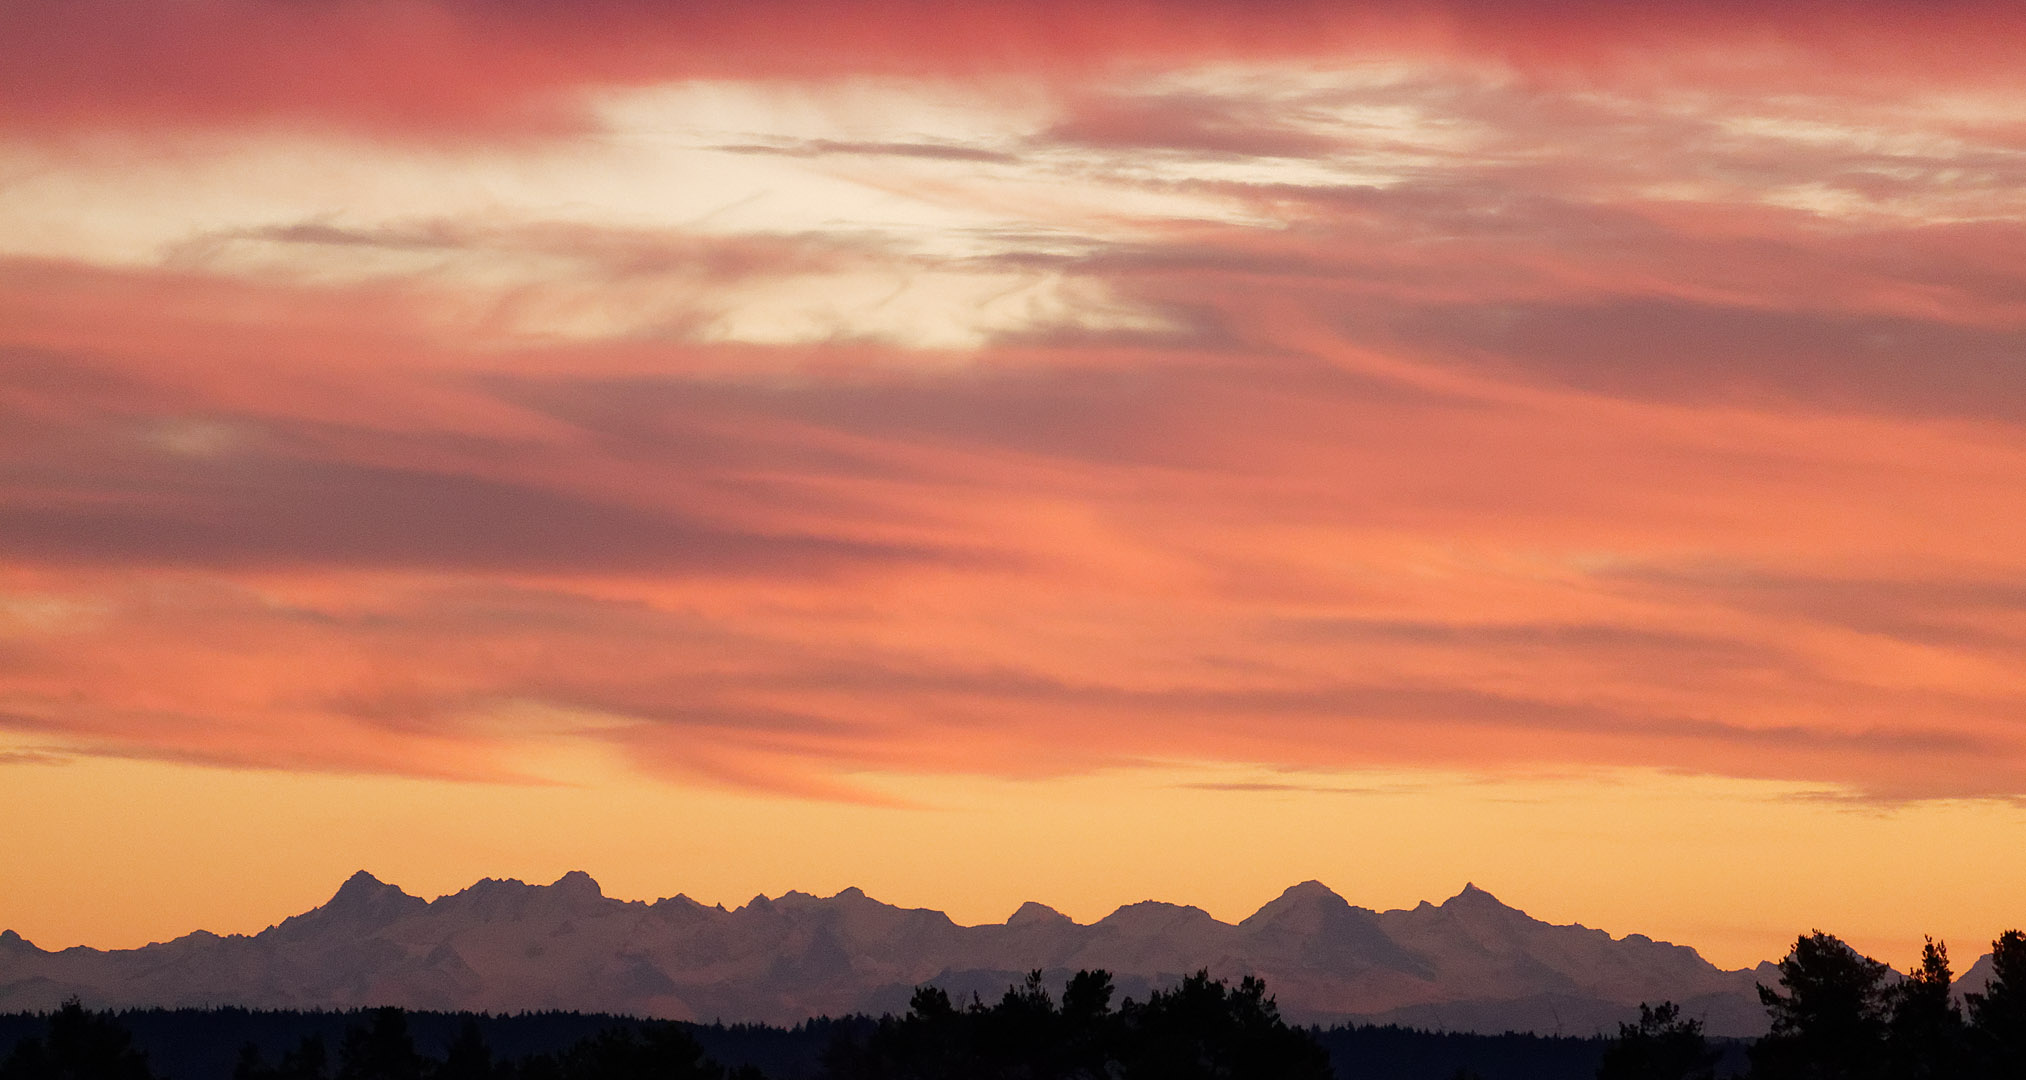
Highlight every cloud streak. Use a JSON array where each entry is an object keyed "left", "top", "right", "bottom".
[
  {"left": 2, "top": 1, "right": 2025, "bottom": 805},
  {"left": 7, "top": 2, "right": 2026, "bottom": 142}
]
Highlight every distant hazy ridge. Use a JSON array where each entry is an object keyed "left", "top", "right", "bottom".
[{"left": 1, "top": 874, "right": 1985, "bottom": 1037}]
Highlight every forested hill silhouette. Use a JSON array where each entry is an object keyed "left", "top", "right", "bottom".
[
  {"left": 0, "top": 987, "right": 1649, "bottom": 1080},
  {"left": 0, "top": 874, "right": 1941, "bottom": 1037}
]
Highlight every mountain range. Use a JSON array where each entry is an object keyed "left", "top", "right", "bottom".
[{"left": 0, "top": 874, "right": 1992, "bottom": 1037}]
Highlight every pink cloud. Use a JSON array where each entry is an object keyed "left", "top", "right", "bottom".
[
  {"left": 4, "top": 4, "right": 2026, "bottom": 804},
  {"left": 4, "top": 1, "right": 2024, "bottom": 141},
  {"left": 5, "top": 242, "right": 2026, "bottom": 799}
]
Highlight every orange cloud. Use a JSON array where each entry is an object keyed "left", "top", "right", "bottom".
[
  {"left": 5, "top": 247, "right": 2026, "bottom": 800},
  {"left": 3, "top": 4, "right": 2026, "bottom": 815}
]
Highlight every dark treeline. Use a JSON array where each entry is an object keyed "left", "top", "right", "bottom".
[
  {"left": 1601, "top": 928, "right": 2026, "bottom": 1080},
  {"left": 1319, "top": 1025, "right": 1747, "bottom": 1080},
  {"left": 0, "top": 1003, "right": 796, "bottom": 1080},
  {"left": 1, "top": 927, "right": 2020, "bottom": 1080},
  {"left": 0, "top": 982, "right": 1619, "bottom": 1080},
  {"left": 0, "top": 1007, "right": 862, "bottom": 1080},
  {"left": 824, "top": 969, "right": 1328, "bottom": 1079},
  {"left": 1750, "top": 929, "right": 2026, "bottom": 1080}
]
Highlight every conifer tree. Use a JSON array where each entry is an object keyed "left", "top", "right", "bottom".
[
  {"left": 1967, "top": 929, "right": 2026, "bottom": 1078},
  {"left": 1748, "top": 931, "right": 1891, "bottom": 1080},
  {"left": 1885, "top": 937, "right": 1965, "bottom": 1079},
  {"left": 1597, "top": 1001, "right": 1717, "bottom": 1080}
]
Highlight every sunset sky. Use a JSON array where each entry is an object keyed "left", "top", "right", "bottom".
[{"left": 4, "top": 0, "right": 2026, "bottom": 973}]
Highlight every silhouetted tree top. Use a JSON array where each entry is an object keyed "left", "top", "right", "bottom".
[
  {"left": 1595, "top": 1002, "right": 1715, "bottom": 1080},
  {"left": 337, "top": 1008, "right": 426, "bottom": 1080},
  {"left": 1749, "top": 931, "right": 1892, "bottom": 1080},
  {"left": 1118, "top": 970, "right": 1330, "bottom": 1080},
  {"left": 1059, "top": 970, "right": 1112, "bottom": 1026},
  {"left": 822, "top": 968, "right": 1329, "bottom": 1080},
  {"left": 1968, "top": 929, "right": 2026, "bottom": 1076},
  {"left": 0, "top": 998, "right": 156, "bottom": 1080},
  {"left": 1885, "top": 937, "right": 1965, "bottom": 1080}
]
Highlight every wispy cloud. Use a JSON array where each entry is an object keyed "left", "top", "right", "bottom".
[{"left": 2, "top": 0, "right": 2025, "bottom": 807}]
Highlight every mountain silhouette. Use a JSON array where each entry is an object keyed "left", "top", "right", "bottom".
[{"left": 0, "top": 874, "right": 1895, "bottom": 1036}]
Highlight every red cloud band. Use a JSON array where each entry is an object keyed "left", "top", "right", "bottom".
[{"left": 5, "top": 0, "right": 2025, "bottom": 139}]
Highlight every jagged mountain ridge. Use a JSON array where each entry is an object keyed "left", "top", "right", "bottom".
[{"left": 3, "top": 874, "right": 1783, "bottom": 1034}]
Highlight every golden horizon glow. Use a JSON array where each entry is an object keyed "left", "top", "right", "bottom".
[{"left": 6, "top": 754, "right": 2026, "bottom": 974}]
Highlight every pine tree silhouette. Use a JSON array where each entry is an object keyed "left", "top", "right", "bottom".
[
  {"left": 1750, "top": 932, "right": 1893, "bottom": 1080},
  {"left": 1596, "top": 1002, "right": 1716, "bottom": 1080},
  {"left": 1968, "top": 929, "right": 2026, "bottom": 1078}
]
